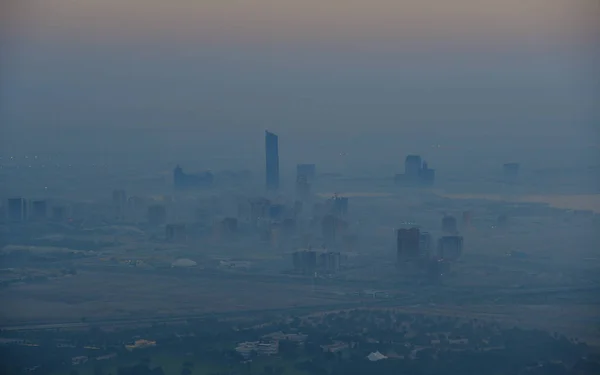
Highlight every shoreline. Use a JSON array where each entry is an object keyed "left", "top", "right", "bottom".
[{"left": 435, "top": 192, "right": 600, "bottom": 213}]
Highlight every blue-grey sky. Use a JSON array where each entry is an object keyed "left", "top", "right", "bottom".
[{"left": 1, "top": 0, "right": 598, "bottom": 168}]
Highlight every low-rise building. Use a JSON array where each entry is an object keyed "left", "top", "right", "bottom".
[
  {"left": 321, "top": 341, "right": 349, "bottom": 353},
  {"left": 71, "top": 356, "right": 88, "bottom": 366},
  {"left": 235, "top": 340, "right": 279, "bottom": 359},
  {"left": 125, "top": 339, "right": 156, "bottom": 351}
]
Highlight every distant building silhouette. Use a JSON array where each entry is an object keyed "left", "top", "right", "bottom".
[
  {"left": 147, "top": 204, "right": 167, "bottom": 225},
  {"left": 437, "top": 236, "right": 464, "bottom": 261},
  {"left": 166, "top": 223, "right": 187, "bottom": 242},
  {"left": 322, "top": 214, "right": 347, "bottom": 246},
  {"left": 7, "top": 197, "right": 26, "bottom": 222},
  {"left": 269, "top": 204, "right": 285, "bottom": 220},
  {"left": 420, "top": 161, "right": 435, "bottom": 186},
  {"left": 213, "top": 217, "right": 238, "bottom": 241},
  {"left": 397, "top": 227, "right": 420, "bottom": 262},
  {"left": 395, "top": 155, "right": 435, "bottom": 186},
  {"left": 296, "top": 164, "right": 316, "bottom": 181},
  {"left": 462, "top": 211, "right": 472, "bottom": 228},
  {"left": 112, "top": 190, "right": 127, "bottom": 220},
  {"left": 31, "top": 200, "right": 47, "bottom": 220},
  {"left": 441, "top": 215, "right": 458, "bottom": 234},
  {"left": 51, "top": 206, "right": 66, "bottom": 221},
  {"left": 405, "top": 155, "right": 422, "bottom": 179},
  {"left": 328, "top": 196, "right": 348, "bottom": 216},
  {"left": 249, "top": 198, "right": 271, "bottom": 221},
  {"left": 318, "top": 252, "right": 342, "bottom": 273},
  {"left": 292, "top": 250, "right": 318, "bottom": 274},
  {"left": 419, "top": 231, "right": 432, "bottom": 256},
  {"left": 293, "top": 200, "right": 303, "bottom": 216},
  {"left": 265, "top": 131, "right": 280, "bottom": 190},
  {"left": 174, "top": 165, "right": 213, "bottom": 189},
  {"left": 296, "top": 174, "right": 310, "bottom": 201}
]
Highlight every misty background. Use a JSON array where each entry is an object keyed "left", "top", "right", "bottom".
[{"left": 1, "top": 0, "right": 599, "bottom": 179}]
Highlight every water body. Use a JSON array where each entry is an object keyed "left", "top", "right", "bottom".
[{"left": 437, "top": 192, "right": 600, "bottom": 213}]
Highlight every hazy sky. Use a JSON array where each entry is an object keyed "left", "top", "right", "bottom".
[{"left": 1, "top": 0, "right": 598, "bottom": 165}]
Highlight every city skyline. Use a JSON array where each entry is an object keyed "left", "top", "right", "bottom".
[
  {"left": 2, "top": 1, "right": 597, "bottom": 154},
  {"left": 265, "top": 130, "right": 280, "bottom": 191}
]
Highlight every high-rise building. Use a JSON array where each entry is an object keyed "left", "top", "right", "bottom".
[
  {"left": 322, "top": 215, "right": 347, "bottom": 246},
  {"left": 318, "top": 252, "right": 342, "bottom": 273},
  {"left": 112, "top": 190, "right": 127, "bottom": 220},
  {"left": 269, "top": 204, "right": 285, "bottom": 220},
  {"left": 213, "top": 217, "right": 238, "bottom": 241},
  {"left": 147, "top": 205, "right": 167, "bottom": 225},
  {"left": 420, "top": 161, "right": 435, "bottom": 186},
  {"left": 281, "top": 218, "right": 296, "bottom": 237},
  {"left": 441, "top": 215, "right": 458, "bottom": 234},
  {"left": 396, "top": 155, "right": 435, "bottom": 186},
  {"left": 7, "top": 197, "right": 27, "bottom": 222},
  {"left": 51, "top": 206, "right": 66, "bottom": 221},
  {"left": 462, "top": 211, "right": 472, "bottom": 228},
  {"left": 329, "top": 196, "right": 348, "bottom": 216},
  {"left": 32, "top": 200, "right": 48, "bottom": 220},
  {"left": 296, "top": 175, "right": 310, "bottom": 201},
  {"left": 419, "top": 231, "right": 432, "bottom": 256},
  {"left": 270, "top": 223, "right": 281, "bottom": 248},
  {"left": 265, "top": 131, "right": 280, "bottom": 190},
  {"left": 342, "top": 234, "right": 358, "bottom": 252},
  {"left": 166, "top": 224, "right": 187, "bottom": 242},
  {"left": 397, "top": 227, "right": 420, "bottom": 261},
  {"left": 405, "top": 155, "right": 422, "bottom": 179},
  {"left": 293, "top": 200, "right": 303, "bottom": 217},
  {"left": 222, "top": 217, "right": 238, "bottom": 234},
  {"left": 296, "top": 164, "right": 316, "bottom": 181},
  {"left": 250, "top": 198, "right": 271, "bottom": 221},
  {"left": 292, "top": 250, "right": 318, "bottom": 274},
  {"left": 174, "top": 165, "right": 213, "bottom": 189},
  {"left": 437, "top": 236, "right": 464, "bottom": 261}
]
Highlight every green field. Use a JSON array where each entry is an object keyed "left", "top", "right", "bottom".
[{"left": 54, "top": 352, "right": 310, "bottom": 375}]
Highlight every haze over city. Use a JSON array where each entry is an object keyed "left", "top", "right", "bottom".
[{"left": 0, "top": 1, "right": 599, "bottom": 375}]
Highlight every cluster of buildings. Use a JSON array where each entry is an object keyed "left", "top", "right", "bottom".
[
  {"left": 235, "top": 331, "right": 308, "bottom": 359},
  {"left": 4, "top": 197, "right": 66, "bottom": 222},
  {"left": 396, "top": 215, "right": 465, "bottom": 278},
  {"left": 235, "top": 340, "right": 279, "bottom": 359},
  {"left": 173, "top": 165, "right": 213, "bottom": 189},
  {"left": 292, "top": 249, "right": 344, "bottom": 274},
  {"left": 395, "top": 155, "right": 435, "bottom": 186}
]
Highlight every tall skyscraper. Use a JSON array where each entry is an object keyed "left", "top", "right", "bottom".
[
  {"left": 296, "top": 175, "right": 310, "bottom": 201},
  {"left": 397, "top": 227, "right": 420, "bottom": 261},
  {"left": 7, "top": 197, "right": 27, "bottom": 222},
  {"left": 52, "top": 206, "right": 66, "bottom": 221},
  {"left": 32, "top": 200, "right": 48, "bottom": 220},
  {"left": 296, "top": 163, "right": 316, "bottom": 181},
  {"left": 441, "top": 215, "right": 458, "bottom": 234},
  {"left": 173, "top": 165, "right": 213, "bottom": 189},
  {"left": 395, "top": 154, "right": 435, "bottom": 186},
  {"left": 265, "top": 130, "right": 280, "bottom": 191},
  {"left": 112, "top": 190, "right": 127, "bottom": 220},
  {"left": 437, "top": 236, "right": 464, "bottom": 261},
  {"left": 404, "top": 155, "right": 422, "bottom": 179},
  {"left": 147, "top": 204, "right": 167, "bottom": 225},
  {"left": 462, "top": 211, "right": 472, "bottom": 228}
]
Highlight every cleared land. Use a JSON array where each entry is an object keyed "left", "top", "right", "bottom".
[{"left": 0, "top": 269, "right": 345, "bottom": 324}]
